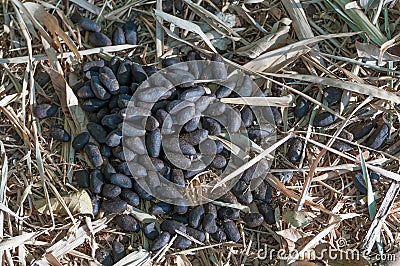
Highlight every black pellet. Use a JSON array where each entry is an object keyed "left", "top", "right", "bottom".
[
  {"left": 143, "top": 222, "right": 159, "bottom": 240},
  {"left": 99, "top": 66, "right": 119, "bottom": 95},
  {"left": 85, "top": 142, "right": 103, "bottom": 167},
  {"left": 120, "top": 189, "right": 140, "bottom": 206},
  {"left": 323, "top": 87, "right": 342, "bottom": 105},
  {"left": 243, "top": 213, "right": 264, "bottom": 228},
  {"left": 90, "top": 169, "right": 104, "bottom": 194},
  {"left": 151, "top": 232, "right": 171, "bottom": 251},
  {"left": 87, "top": 122, "right": 107, "bottom": 144},
  {"left": 314, "top": 112, "right": 336, "bottom": 127},
  {"left": 202, "top": 213, "right": 218, "bottom": 234},
  {"left": 74, "top": 170, "right": 89, "bottom": 188},
  {"left": 211, "top": 228, "right": 227, "bottom": 242},
  {"left": 112, "top": 241, "right": 125, "bottom": 262},
  {"left": 112, "top": 27, "right": 126, "bottom": 45},
  {"left": 110, "top": 173, "right": 132, "bottom": 189},
  {"left": 202, "top": 118, "right": 222, "bottom": 135},
  {"left": 259, "top": 204, "right": 275, "bottom": 225},
  {"left": 211, "top": 155, "right": 227, "bottom": 169},
  {"left": 188, "top": 206, "right": 204, "bottom": 228},
  {"left": 95, "top": 248, "right": 113, "bottom": 266},
  {"left": 106, "top": 130, "right": 122, "bottom": 147},
  {"left": 115, "top": 214, "right": 140, "bottom": 232},
  {"left": 33, "top": 104, "right": 58, "bottom": 119},
  {"left": 348, "top": 120, "right": 376, "bottom": 140},
  {"left": 287, "top": 138, "right": 303, "bottom": 163},
  {"left": 181, "top": 129, "right": 208, "bottom": 146},
  {"left": 101, "top": 199, "right": 127, "bottom": 213},
  {"left": 150, "top": 202, "right": 173, "bottom": 215},
  {"left": 77, "top": 85, "right": 95, "bottom": 99},
  {"left": 131, "top": 64, "right": 148, "bottom": 83},
  {"left": 160, "top": 220, "right": 186, "bottom": 235},
  {"left": 102, "top": 113, "right": 122, "bottom": 130},
  {"left": 146, "top": 128, "right": 161, "bottom": 157},
  {"left": 36, "top": 71, "right": 50, "bottom": 87},
  {"left": 172, "top": 236, "right": 192, "bottom": 249},
  {"left": 81, "top": 98, "right": 108, "bottom": 112},
  {"left": 294, "top": 96, "right": 310, "bottom": 118},
  {"left": 223, "top": 220, "right": 241, "bottom": 242},
  {"left": 102, "top": 184, "right": 122, "bottom": 198},
  {"left": 78, "top": 17, "right": 101, "bottom": 32},
  {"left": 91, "top": 76, "right": 110, "bottom": 100},
  {"left": 49, "top": 126, "right": 70, "bottom": 142},
  {"left": 365, "top": 123, "right": 389, "bottom": 150},
  {"left": 145, "top": 116, "right": 160, "bottom": 131},
  {"left": 89, "top": 32, "right": 112, "bottom": 47},
  {"left": 72, "top": 132, "right": 90, "bottom": 150},
  {"left": 133, "top": 182, "right": 153, "bottom": 200},
  {"left": 218, "top": 207, "right": 240, "bottom": 220},
  {"left": 83, "top": 60, "right": 105, "bottom": 72}
]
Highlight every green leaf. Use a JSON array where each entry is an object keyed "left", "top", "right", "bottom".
[{"left": 358, "top": 147, "right": 376, "bottom": 220}]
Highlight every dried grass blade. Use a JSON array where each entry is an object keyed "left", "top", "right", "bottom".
[
  {"left": 244, "top": 32, "right": 359, "bottom": 72},
  {"left": 267, "top": 73, "right": 400, "bottom": 104},
  {"left": 155, "top": 10, "right": 217, "bottom": 53},
  {"left": 220, "top": 95, "right": 295, "bottom": 107}
]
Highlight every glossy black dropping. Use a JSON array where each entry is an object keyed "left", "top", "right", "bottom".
[
  {"left": 133, "top": 182, "right": 153, "bottom": 200},
  {"left": 102, "top": 184, "right": 121, "bottom": 198},
  {"left": 120, "top": 189, "right": 140, "bottom": 206},
  {"left": 85, "top": 143, "right": 103, "bottom": 167},
  {"left": 183, "top": 116, "right": 200, "bottom": 132},
  {"left": 151, "top": 232, "right": 171, "bottom": 251},
  {"left": 112, "top": 241, "right": 125, "bottom": 262},
  {"left": 188, "top": 206, "right": 204, "bottom": 228},
  {"left": 78, "top": 17, "right": 101, "bottom": 32},
  {"left": 33, "top": 104, "right": 58, "bottom": 119},
  {"left": 131, "top": 64, "right": 148, "bottom": 83},
  {"left": 348, "top": 120, "right": 376, "bottom": 140},
  {"left": 74, "top": 170, "right": 89, "bottom": 188},
  {"left": 243, "top": 213, "right": 264, "bottom": 228},
  {"left": 180, "top": 129, "right": 208, "bottom": 146},
  {"left": 87, "top": 122, "right": 107, "bottom": 144},
  {"left": 215, "top": 85, "right": 232, "bottom": 98},
  {"left": 95, "top": 248, "right": 113, "bottom": 266},
  {"left": 314, "top": 112, "right": 336, "bottom": 127},
  {"left": 171, "top": 169, "right": 185, "bottom": 187},
  {"left": 202, "top": 213, "right": 218, "bottom": 234},
  {"left": 287, "top": 138, "right": 303, "bottom": 163},
  {"left": 101, "top": 199, "right": 127, "bottom": 213},
  {"left": 231, "top": 181, "right": 253, "bottom": 204},
  {"left": 258, "top": 204, "right": 275, "bottom": 225},
  {"left": 101, "top": 113, "right": 121, "bottom": 130},
  {"left": 90, "top": 169, "right": 104, "bottom": 194},
  {"left": 143, "top": 222, "right": 159, "bottom": 240},
  {"left": 112, "top": 27, "right": 126, "bottom": 45},
  {"left": 77, "top": 85, "right": 95, "bottom": 99},
  {"left": 172, "top": 236, "right": 192, "bottom": 249},
  {"left": 110, "top": 173, "right": 132, "bottom": 189},
  {"left": 223, "top": 220, "right": 241, "bottom": 242},
  {"left": 218, "top": 207, "right": 240, "bottom": 220},
  {"left": 49, "top": 126, "right": 70, "bottom": 142},
  {"left": 323, "top": 87, "right": 342, "bottom": 105},
  {"left": 83, "top": 60, "right": 105, "bottom": 72},
  {"left": 146, "top": 128, "right": 161, "bottom": 157},
  {"left": 72, "top": 132, "right": 90, "bottom": 150},
  {"left": 365, "top": 124, "right": 389, "bottom": 150},
  {"left": 211, "top": 155, "right": 227, "bottom": 169},
  {"left": 115, "top": 214, "right": 140, "bottom": 232},
  {"left": 294, "top": 96, "right": 310, "bottom": 118},
  {"left": 186, "top": 227, "right": 205, "bottom": 242},
  {"left": 211, "top": 228, "right": 227, "bottom": 242},
  {"left": 160, "top": 220, "right": 186, "bottom": 235},
  {"left": 117, "top": 62, "right": 132, "bottom": 86},
  {"left": 100, "top": 145, "right": 112, "bottom": 157},
  {"left": 81, "top": 98, "right": 108, "bottom": 112},
  {"left": 241, "top": 106, "right": 253, "bottom": 127},
  {"left": 150, "top": 202, "right": 173, "bottom": 215},
  {"left": 99, "top": 66, "right": 120, "bottom": 94},
  {"left": 106, "top": 130, "right": 122, "bottom": 147},
  {"left": 91, "top": 76, "right": 110, "bottom": 100},
  {"left": 174, "top": 205, "right": 188, "bottom": 214},
  {"left": 202, "top": 118, "right": 221, "bottom": 135},
  {"left": 89, "top": 32, "right": 112, "bottom": 47}
]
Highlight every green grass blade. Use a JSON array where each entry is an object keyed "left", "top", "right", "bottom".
[{"left": 359, "top": 147, "right": 377, "bottom": 220}]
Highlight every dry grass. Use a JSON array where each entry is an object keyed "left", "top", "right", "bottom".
[{"left": 0, "top": 0, "right": 400, "bottom": 265}]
